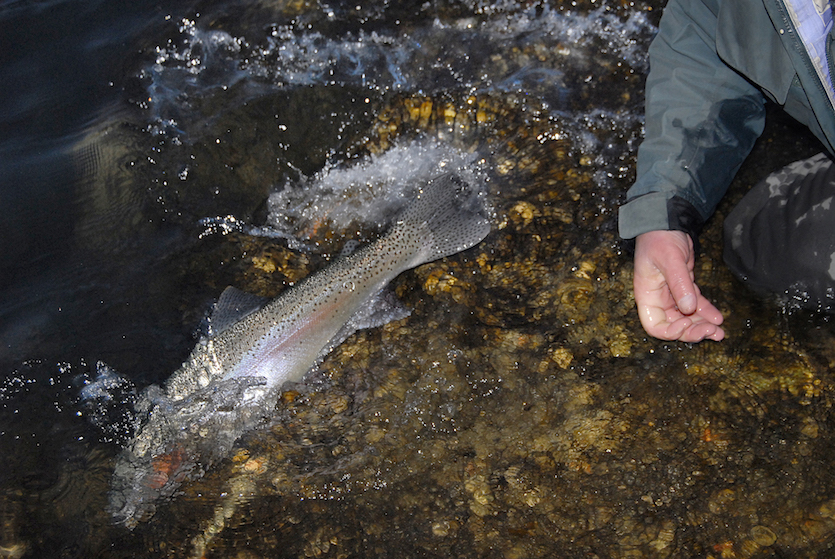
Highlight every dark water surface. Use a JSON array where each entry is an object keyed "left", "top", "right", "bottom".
[
  {"left": 4, "top": 0, "right": 835, "bottom": 557},
  {"left": 0, "top": 0, "right": 199, "bottom": 374}
]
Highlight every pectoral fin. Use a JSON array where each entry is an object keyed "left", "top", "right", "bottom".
[{"left": 317, "top": 289, "right": 411, "bottom": 364}]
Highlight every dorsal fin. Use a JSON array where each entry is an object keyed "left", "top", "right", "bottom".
[{"left": 209, "top": 286, "right": 270, "bottom": 336}]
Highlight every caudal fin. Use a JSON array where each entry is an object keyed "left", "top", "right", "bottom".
[{"left": 394, "top": 173, "right": 491, "bottom": 266}]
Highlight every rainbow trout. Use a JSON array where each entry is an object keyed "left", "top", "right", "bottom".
[{"left": 108, "top": 173, "right": 490, "bottom": 526}]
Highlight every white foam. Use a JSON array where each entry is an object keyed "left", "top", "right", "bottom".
[
  {"left": 258, "top": 138, "right": 489, "bottom": 247},
  {"left": 79, "top": 361, "right": 129, "bottom": 401},
  {"left": 141, "top": 4, "right": 655, "bottom": 247},
  {"left": 143, "top": 6, "right": 656, "bottom": 136}
]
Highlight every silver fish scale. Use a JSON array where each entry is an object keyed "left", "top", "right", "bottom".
[
  {"left": 163, "top": 172, "right": 488, "bottom": 402},
  {"left": 111, "top": 171, "right": 490, "bottom": 526}
]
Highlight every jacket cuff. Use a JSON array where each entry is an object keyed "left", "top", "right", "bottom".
[
  {"left": 666, "top": 196, "right": 705, "bottom": 244},
  {"left": 618, "top": 191, "right": 673, "bottom": 239},
  {"left": 618, "top": 192, "right": 705, "bottom": 253}
]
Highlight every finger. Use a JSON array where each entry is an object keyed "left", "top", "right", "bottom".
[
  {"left": 662, "top": 315, "right": 694, "bottom": 341},
  {"left": 706, "top": 327, "right": 726, "bottom": 342},
  {"left": 641, "top": 303, "right": 726, "bottom": 342},
  {"left": 681, "top": 321, "right": 725, "bottom": 343},
  {"left": 696, "top": 296, "right": 724, "bottom": 325},
  {"left": 660, "top": 260, "right": 698, "bottom": 315},
  {"left": 639, "top": 305, "right": 692, "bottom": 341}
]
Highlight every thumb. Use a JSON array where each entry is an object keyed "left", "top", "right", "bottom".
[{"left": 660, "top": 248, "right": 698, "bottom": 315}]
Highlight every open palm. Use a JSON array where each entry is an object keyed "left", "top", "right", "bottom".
[{"left": 633, "top": 230, "right": 725, "bottom": 342}]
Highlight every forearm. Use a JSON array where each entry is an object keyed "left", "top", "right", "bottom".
[{"left": 619, "top": 0, "right": 767, "bottom": 240}]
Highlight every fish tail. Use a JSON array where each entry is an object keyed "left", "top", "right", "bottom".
[{"left": 393, "top": 173, "right": 491, "bottom": 267}]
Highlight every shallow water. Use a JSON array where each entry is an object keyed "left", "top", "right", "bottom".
[{"left": 3, "top": 0, "right": 835, "bottom": 557}]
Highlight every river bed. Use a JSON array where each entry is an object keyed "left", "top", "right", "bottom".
[{"left": 2, "top": 1, "right": 835, "bottom": 557}]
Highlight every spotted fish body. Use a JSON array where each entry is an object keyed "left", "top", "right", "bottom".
[{"left": 109, "top": 173, "right": 490, "bottom": 526}]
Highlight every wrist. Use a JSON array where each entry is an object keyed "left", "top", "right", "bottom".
[{"left": 619, "top": 194, "right": 704, "bottom": 255}]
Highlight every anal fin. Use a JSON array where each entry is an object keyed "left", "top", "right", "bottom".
[{"left": 318, "top": 289, "right": 411, "bottom": 362}]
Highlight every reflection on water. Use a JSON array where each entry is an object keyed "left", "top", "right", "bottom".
[{"left": 3, "top": 0, "right": 835, "bottom": 557}]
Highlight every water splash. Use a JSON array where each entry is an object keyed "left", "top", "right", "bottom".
[
  {"left": 77, "top": 361, "right": 139, "bottom": 446},
  {"left": 143, "top": 6, "right": 656, "bottom": 139},
  {"left": 256, "top": 139, "right": 492, "bottom": 249}
]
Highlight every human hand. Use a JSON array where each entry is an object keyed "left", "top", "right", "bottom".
[{"left": 632, "top": 230, "right": 725, "bottom": 342}]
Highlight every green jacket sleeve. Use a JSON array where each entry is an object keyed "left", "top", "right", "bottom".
[{"left": 618, "top": 0, "right": 767, "bottom": 240}]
